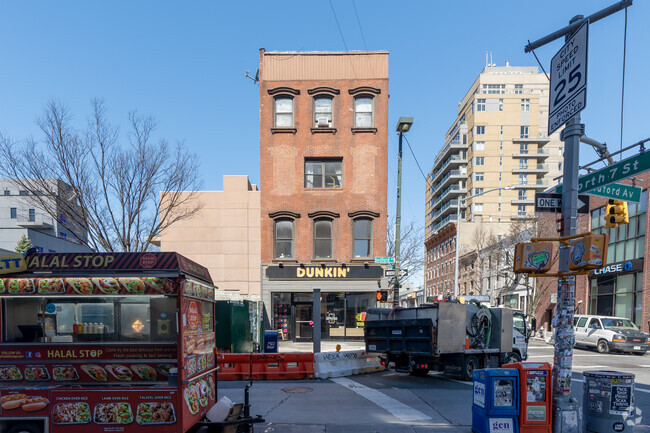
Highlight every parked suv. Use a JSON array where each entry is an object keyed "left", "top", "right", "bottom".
[{"left": 574, "top": 314, "right": 650, "bottom": 355}]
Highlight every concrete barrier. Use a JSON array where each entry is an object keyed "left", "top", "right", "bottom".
[{"left": 314, "top": 350, "right": 385, "bottom": 379}]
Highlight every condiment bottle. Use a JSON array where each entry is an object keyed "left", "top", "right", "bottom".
[{"left": 98, "top": 324, "right": 105, "bottom": 334}]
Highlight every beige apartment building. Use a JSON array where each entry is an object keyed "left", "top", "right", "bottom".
[
  {"left": 157, "top": 175, "right": 261, "bottom": 299},
  {"left": 424, "top": 63, "right": 564, "bottom": 300}
]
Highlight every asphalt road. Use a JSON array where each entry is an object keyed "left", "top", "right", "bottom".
[{"left": 216, "top": 340, "right": 650, "bottom": 432}]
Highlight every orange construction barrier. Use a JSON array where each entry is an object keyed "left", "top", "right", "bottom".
[{"left": 216, "top": 353, "right": 251, "bottom": 381}]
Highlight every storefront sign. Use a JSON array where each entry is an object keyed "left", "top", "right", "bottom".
[
  {"left": 0, "top": 254, "right": 27, "bottom": 274},
  {"left": 265, "top": 264, "right": 384, "bottom": 280},
  {"left": 0, "top": 344, "right": 177, "bottom": 362},
  {"left": 590, "top": 259, "right": 643, "bottom": 277}
]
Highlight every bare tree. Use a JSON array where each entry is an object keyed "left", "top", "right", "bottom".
[
  {"left": 467, "top": 221, "right": 499, "bottom": 297},
  {"left": 386, "top": 218, "right": 424, "bottom": 285},
  {"left": 0, "top": 99, "right": 202, "bottom": 252}
]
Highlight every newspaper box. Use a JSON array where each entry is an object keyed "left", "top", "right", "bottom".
[
  {"left": 583, "top": 370, "right": 635, "bottom": 433},
  {"left": 503, "top": 362, "right": 552, "bottom": 433},
  {"left": 472, "top": 368, "right": 519, "bottom": 433}
]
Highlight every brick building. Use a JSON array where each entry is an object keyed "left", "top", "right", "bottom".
[
  {"left": 534, "top": 171, "right": 650, "bottom": 332},
  {"left": 258, "top": 49, "right": 389, "bottom": 342}
]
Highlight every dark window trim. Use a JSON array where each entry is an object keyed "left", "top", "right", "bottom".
[
  {"left": 273, "top": 95, "right": 295, "bottom": 130},
  {"left": 269, "top": 211, "right": 301, "bottom": 219},
  {"left": 348, "top": 210, "right": 380, "bottom": 218},
  {"left": 268, "top": 86, "right": 300, "bottom": 96},
  {"left": 271, "top": 127, "right": 297, "bottom": 134},
  {"left": 353, "top": 94, "right": 375, "bottom": 129},
  {"left": 310, "top": 127, "right": 337, "bottom": 134},
  {"left": 313, "top": 95, "right": 334, "bottom": 128},
  {"left": 351, "top": 127, "right": 378, "bottom": 134},
  {"left": 308, "top": 86, "right": 340, "bottom": 96},
  {"left": 313, "top": 218, "right": 334, "bottom": 260},
  {"left": 274, "top": 218, "right": 295, "bottom": 260},
  {"left": 348, "top": 86, "right": 381, "bottom": 95},
  {"left": 352, "top": 217, "right": 374, "bottom": 259},
  {"left": 308, "top": 211, "right": 340, "bottom": 219}
]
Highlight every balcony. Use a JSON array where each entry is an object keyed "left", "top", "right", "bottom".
[
  {"left": 512, "top": 164, "right": 549, "bottom": 174},
  {"left": 512, "top": 149, "right": 549, "bottom": 159},
  {"left": 434, "top": 169, "right": 467, "bottom": 193},
  {"left": 433, "top": 185, "right": 467, "bottom": 208},
  {"left": 434, "top": 200, "right": 464, "bottom": 221},
  {"left": 513, "top": 180, "right": 548, "bottom": 189},
  {"left": 434, "top": 214, "right": 458, "bottom": 233},
  {"left": 17, "top": 214, "right": 54, "bottom": 229},
  {"left": 432, "top": 154, "right": 467, "bottom": 182}
]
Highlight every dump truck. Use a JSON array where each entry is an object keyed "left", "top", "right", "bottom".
[{"left": 364, "top": 302, "right": 533, "bottom": 381}]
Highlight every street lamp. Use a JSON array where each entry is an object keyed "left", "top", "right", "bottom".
[
  {"left": 453, "top": 185, "right": 514, "bottom": 297},
  {"left": 394, "top": 117, "right": 413, "bottom": 307}
]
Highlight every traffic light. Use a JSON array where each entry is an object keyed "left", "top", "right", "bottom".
[
  {"left": 376, "top": 290, "right": 388, "bottom": 302},
  {"left": 568, "top": 234, "right": 608, "bottom": 271},
  {"left": 513, "top": 242, "right": 553, "bottom": 273},
  {"left": 604, "top": 199, "right": 629, "bottom": 229}
]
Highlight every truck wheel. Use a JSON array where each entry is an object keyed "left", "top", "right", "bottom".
[
  {"left": 504, "top": 352, "right": 521, "bottom": 364},
  {"left": 463, "top": 356, "right": 479, "bottom": 381},
  {"left": 597, "top": 340, "right": 610, "bottom": 354},
  {"left": 8, "top": 423, "right": 42, "bottom": 433}
]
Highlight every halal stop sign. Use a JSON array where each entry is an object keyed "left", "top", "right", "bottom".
[{"left": 188, "top": 301, "right": 199, "bottom": 330}]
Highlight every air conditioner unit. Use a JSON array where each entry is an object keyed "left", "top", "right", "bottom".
[{"left": 317, "top": 117, "right": 329, "bottom": 127}]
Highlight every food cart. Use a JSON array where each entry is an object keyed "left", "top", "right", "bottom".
[{"left": 0, "top": 252, "right": 217, "bottom": 433}]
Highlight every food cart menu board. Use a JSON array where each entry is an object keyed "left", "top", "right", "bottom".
[
  {"left": 0, "top": 277, "right": 173, "bottom": 296},
  {"left": 180, "top": 296, "right": 215, "bottom": 381},
  {"left": 0, "top": 362, "right": 176, "bottom": 383}
]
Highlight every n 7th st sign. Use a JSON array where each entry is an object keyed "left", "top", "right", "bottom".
[{"left": 576, "top": 151, "right": 650, "bottom": 194}]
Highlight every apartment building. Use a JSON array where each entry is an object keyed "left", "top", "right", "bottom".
[
  {"left": 424, "top": 63, "right": 563, "bottom": 300},
  {"left": 259, "top": 49, "right": 389, "bottom": 342},
  {"left": 0, "top": 179, "right": 89, "bottom": 253}
]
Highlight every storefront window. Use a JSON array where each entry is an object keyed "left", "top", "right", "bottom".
[
  {"left": 272, "top": 293, "right": 292, "bottom": 341},
  {"left": 346, "top": 293, "right": 374, "bottom": 340},
  {"left": 590, "top": 271, "right": 643, "bottom": 325},
  {"left": 322, "top": 293, "right": 345, "bottom": 340}
]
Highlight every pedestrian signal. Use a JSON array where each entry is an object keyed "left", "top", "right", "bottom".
[
  {"left": 604, "top": 200, "right": 629, "bottom": 229},
  {"left": 376, "top": 290, "right": 388, "bottom": 302}
]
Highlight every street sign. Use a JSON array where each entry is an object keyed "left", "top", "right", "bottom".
[
  {"left": 535, "top": 192, "right": 590, "bottom": 214},
  {"left": 548, "top": 20, "right": 589, "bottom": 135},
  {"left": 374, "top": 256, "right": 395, "bottom": 264},
  {"left": 586, "top": 182, "right": 642, "bottom": 203},
  {"left": 556, "top": 151, "right": 650, "bottom": 195},
  {"left": 399, "top": 269, "right": 408, "bottom": 277},
  {"left": 385, "top": 269, "right": 396, "bottom": 277}
]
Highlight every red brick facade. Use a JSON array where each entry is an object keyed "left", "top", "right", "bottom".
[
  {"left": 424, "top": 224, "right": 457, "bottom": 299},
  {"left": 259, "top": 50, "right": 388, "bottom": 264}
]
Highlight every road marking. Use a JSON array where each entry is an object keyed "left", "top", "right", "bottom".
[{"left": 332, "top": 377, "right": 431, "bottom": 422}]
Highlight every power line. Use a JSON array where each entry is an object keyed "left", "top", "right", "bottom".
[
  {"left": 352, "top": 0, "right": 368, "bottom": 51},
  {"left": 404, "top": 135, "right": 432, "bottom": 187},
  {"left": 328, "top": 0, "right": 357, "bottom": 79}
]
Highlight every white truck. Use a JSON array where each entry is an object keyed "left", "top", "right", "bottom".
[{"left": 364, "top": 302, "right": 533, "bottom": 380}]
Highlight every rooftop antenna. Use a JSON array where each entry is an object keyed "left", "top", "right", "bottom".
[
  {"left": 245, "top": 68, "right": 259, "bottom": 84},
  {"left": 485, "top": 51, "right": 488, "bottom": 67}
]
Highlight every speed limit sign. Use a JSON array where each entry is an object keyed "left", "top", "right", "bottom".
[{"left": 548, "top": 20, "right": 589, "bottom": 135}]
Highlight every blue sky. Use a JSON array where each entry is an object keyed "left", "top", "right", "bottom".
[{"left": 1, "top": 0, "right": 648, "bottom": 281}]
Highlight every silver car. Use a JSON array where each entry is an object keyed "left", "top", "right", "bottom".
[{"left": 574, "top": 314, "right": 650, "bottom": 355}]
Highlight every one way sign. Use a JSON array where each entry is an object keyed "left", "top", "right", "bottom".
[{"left": 535, "top": 192, "right": 590, "bottom": 214}]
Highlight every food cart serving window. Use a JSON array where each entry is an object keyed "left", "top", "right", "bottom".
[{"left": 0, "top": 252, "right": 217, "bottom": 433}]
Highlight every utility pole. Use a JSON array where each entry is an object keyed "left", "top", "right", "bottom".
[
  {"left": 394, "top": 117, "right": 413, "bottom": 308},
  {"left": 524, "top": 2, "right": 632, "bottom": 431}
]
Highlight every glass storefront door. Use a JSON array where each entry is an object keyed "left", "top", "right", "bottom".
[{"left": 294, "top": 303, "right": 313, "bottom": 341}]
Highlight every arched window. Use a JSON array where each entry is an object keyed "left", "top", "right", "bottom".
[
  {"left": 274, "top": 96, "right": 294, "bottom": 128},
  {"left": 314, "top": 219, "right": 333, "bottom": 259},
  {"left": 353, "top": 218, "right": 373, "bottom": 258},
  {"left": 274, "top": 219, "right": 294, "bottom": 259},
  {"left": 354, "top": 96, "right": 373, "bottom": 127},
  {"left": 313, "top": 96, "right": 333, "bottom": 127}
]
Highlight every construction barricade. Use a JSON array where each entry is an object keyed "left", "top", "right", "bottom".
[
  {"left": 313, "top": 350, "right": 384, "bottom": 379},
  {"left": 216, "top": 352, "right": 314, "bottom": 381}
]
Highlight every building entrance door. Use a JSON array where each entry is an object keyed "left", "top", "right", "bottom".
[{"left": 294, "top": 303, "right": 313, "bottom": 341}]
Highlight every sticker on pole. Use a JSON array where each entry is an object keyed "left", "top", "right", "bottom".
[{"left": 548, "top": 20, "right": 589, "bottom": 135}]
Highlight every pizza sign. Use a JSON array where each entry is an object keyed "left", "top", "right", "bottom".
[{"left": 188, "top": 302, "right": 199, "bottom": 330}]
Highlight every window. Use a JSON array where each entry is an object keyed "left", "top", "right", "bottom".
[
  {"left": 475, "top": 157, "right": 485, "bottom": 166},
  {"left": 3, "top": 190, "right": 9, "bottom": 196},
  {"left": 474, "top": 172, "right": 484, "bottom": 181},
  {"left": 519, "top": 159, "right": 528, "bottom": 169},
  {"left": 476, "top": 126, "right": 485, "bottom": 135},
  {"left": 274, "top": 219, "right": 294, "bottom": 259},
  {"left": 60, "top": 213, "right": 66, "bottom": 223},
  {"left": 518, "top": 205, "right": 526, "bottom": 216},
  {"left": 19, "top": 190, "right": 28, "bottom": 196},
  {"left": 520, "top": 126, "right": 529, "bottom": 138},
  {"left": 558, "top": 147, "right": 563, "bottom": 156},
  {"left": 559, "top": 162, "right": 563, "bottom": 171},
  {"left": 521, "top": 99, "right": 530, "bottom": 112},
  {"left": 473, "top": 203, "right": 483, "bottom": 212},
  {"left": 474, "top": 188, "right": 484, "bottom": 196},
  {"left": 519, "top": 143, "right": 528, "bottom": 154},
  {"left": 10, "top": 208, "right": 16, "bottom": 219},
  {"left": 518, "top": 190, "right": 527, "bottom": 200},
  {"left": 354, "top": 97, "right": 373, "bottom": 127},
  {"left": 59, "top": 232, "right": 66, "bottom": 240},
  {"left": 483, "top": 84, "right": 505, "bottom": 94},
  {"left": 476, "top": 99, "right": 486, "bottom": 112},
  {"left": 305, "top": 160, "right": 342, "bottom": 189},
  {"left": 274, "top": 97, "right": 293, "bottom": 128},
  {"left": 353, "top": 218, "right": 372, "bottom": 258},
  {"left": 314, "top": 219, "right": 333, "bottom": 259},
  {"left": 498, "top": 99, "right": 503, "bottom": 111},
  {"left": 514, "top": 84, "right": 523, "bottom": 94},
  {"left": 475, "top": 141, "right": 485, "bottom": 151},
  {"left": 519, "top": 174, "right": 528, "bottom": 184},
  {"left": 28, "top": 209, "right": 35, "bottom": 222},
  {"left": 314, "top": 96, "right": 333, "bottom": 127}
]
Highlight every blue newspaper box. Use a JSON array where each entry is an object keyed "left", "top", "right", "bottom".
[
  {"left": 264, "top": 330, "right": 278, "bottom": 353},
  {"left": 472, "top": 368, "right": 520, "bottom": 433}
]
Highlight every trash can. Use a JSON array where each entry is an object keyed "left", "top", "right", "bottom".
[
  {"left": 472, "top": 368, "right": 520, "bottom": 433},
  {"left": 502, "top": 362, "right": 552, "bottom": 433},
  {"left": 263, "top": 330, "right": 278, "bottom": 353},
  {"left": 583, "top": 370, "right": 635, "bottom": 433}
]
